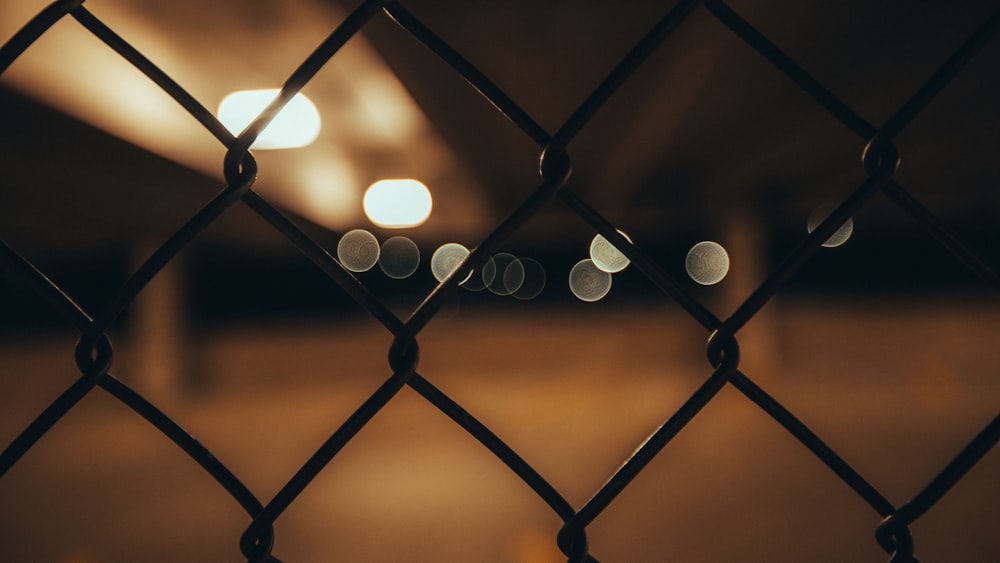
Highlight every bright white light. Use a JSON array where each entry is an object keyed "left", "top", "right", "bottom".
[
  {"left": 217, "top": 89, "right": 321, "bottom": 149},
  {"left": 807, "top": 204, "right": 854, "bottom": 248},
  {"left": 569, "top": 259, "right": 612, "bottom": 302},
  {"left": 590, "top": 231, "right": 632, "bottom": 273},
  {"left": 363, "top": 179, "right": 433, "bottom": 228},
  {"left": 686, "top": 241, "right": 730, "bottom": 285}
]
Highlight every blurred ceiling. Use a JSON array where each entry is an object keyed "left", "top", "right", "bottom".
[{"left": 0, "top": 0, "right": 998, "bottom": 267}]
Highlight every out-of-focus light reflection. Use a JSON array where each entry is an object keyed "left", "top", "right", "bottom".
[
  {"left": 363, "top": 179, "right": 433, "bottom": 228},
  {"left": 217, "top": 89, "right": 321, "bottom": 149},
  {"left": 569, "top": 259, "right": 612, "bottom": 302},
  {"left": 807, "top": 203, "right": 854, "bottom": 248},
  {"left": 379, "top": 236, "right": 420, "bottom": 279},
  {"left": 337, "top": 229, "right": 380, "bottom": 272},
  {"left": 513, "top": 258, "right": 546, "bottom": 300},
  {"left": 431, "top": 243, "right": 473, "bottom": 284},
  {"left": 686, "top": 241, "right": 730, "bottom": 285},
  {"left": 590, "top": 231, "right": 632, "bottom": 273},
  {"left": 461, "top": 256, "right": 495, "bottom": 292},
  {"left": 487, "top": 253, "right": 524, "bottom": 296}
]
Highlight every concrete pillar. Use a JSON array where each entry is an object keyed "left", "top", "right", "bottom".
[
  {"left": 130, "top": 242, "right": 187, "bottom": 405},
  {"left": 722, "top": 208, "right": 781, "bottom": 380}
]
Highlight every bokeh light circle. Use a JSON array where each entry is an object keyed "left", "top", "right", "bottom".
[
  {"left": 461, "top": 256, "right": 495, "bottom": 292},
  {"left": 685, "top": 241, "right": 730, "bottom": 285},
  {"left": 513, "top": 258, "right": 546, "bottom": 300},
  {"left": 431, "top": 243, "right": 472, "bottom": 284},
  {"left": 807, "top": 203, "right": 854, "bottom": 248},
  {"left": 569, "top": 259, "right": 612, "bottom": 302},
  {"left": 337, "top": 229, "right": 380, "bottom": 272},
  {"left": 502, "top": 258, "right": 526, "bottom": 295},
  {"left": 487, "top": 253, "right": 524, "bottom": 296},
  {"left": 378, "top": 236, "right": 420, "bottom": 279},
  {"left": 590, "top": 231, "right": 632, "bottom": 273}
]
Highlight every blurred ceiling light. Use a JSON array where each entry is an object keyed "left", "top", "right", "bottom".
[
  {"left": 217, "top": 89, "right": 321, "bottom": 149},
  {"left": 0, "top": 0, "right": 483, "bottom": 239},
  {"left": 363, "top": 179, "right": 433, "bottom": 228}
]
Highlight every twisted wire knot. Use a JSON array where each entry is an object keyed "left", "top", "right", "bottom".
[
  {"left": 239, "top": 521, "right": 277, "bottom": 563},
  {"left": 706, "top": 328, "right": 740, "bottom": 373},
  {"left": 74, "top": 333, "right": 113, "bottom": 378},
  {"left": 556, "top": 522, "right": 590, "bottom": 563},
  {"left": 388, "top": 334, "right": 420, "bottom": 375},
  {"left": 539, "top": 145, "right": 573, "bottom": 185},
  {"left": 876, "top": 515, "right": 921, "bottom": 563},
  {"left": 861, "top": 136, "right": 901, "bottom": 178},
  {"left": 223, "top": 146, "right": 259, "bottom": 189}
]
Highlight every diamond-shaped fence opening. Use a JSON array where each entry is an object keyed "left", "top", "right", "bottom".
[{"left": 1, "top": 1, "right": 998, "bottom": 562}]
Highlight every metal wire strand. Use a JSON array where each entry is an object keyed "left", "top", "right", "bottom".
[
  {"left": 0, "top": 0, "right": 84, "bottom": 75},
  {"left": 0, "top": 246, "right": 266, "bottom": 519}
]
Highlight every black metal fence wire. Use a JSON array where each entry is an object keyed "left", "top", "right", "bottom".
[{"left": 2, "top": 0, "right": 999, "bottom": 561}]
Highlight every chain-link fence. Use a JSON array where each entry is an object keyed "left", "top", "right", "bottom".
[{"left": 2, "top": 1, "right": 999, "bottom": 561}]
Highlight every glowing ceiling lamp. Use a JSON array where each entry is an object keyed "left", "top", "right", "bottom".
[
  {"left": 217, "top": 89, "right": 321, "bottom": 149},
  {"left": 363, "top": 179, "right": 433, "bottom": 228}
]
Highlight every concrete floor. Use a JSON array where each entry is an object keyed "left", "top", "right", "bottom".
[{"left": 1, "top": 299, "right": 998, "bottom": 562}]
